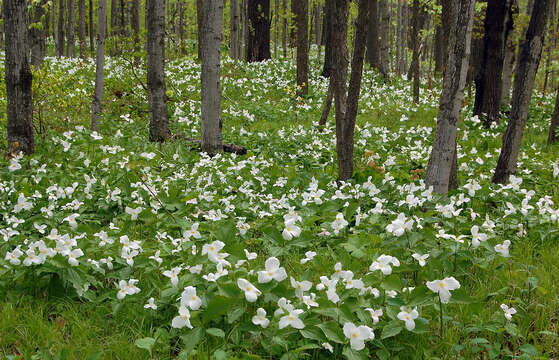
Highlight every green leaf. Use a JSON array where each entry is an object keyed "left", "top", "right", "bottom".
[
  {"left": 449, "top": 289, "right": 476, "bottom": 304},
  {"left": 381, "top": 320, "right": 403, "bottom": 339},
  {"left": 317, "top": 322, "right": 346, "bottom": 344},
  {"left": 381, "top": 274, "right": 402, "bottom": 291},
  {"left": 134, "top": 337, "right": 155, "bottom": 355},
  {"left": 206, "top": 328, "right": 226, "bottom": 338},
  {"left": 519, "top": 344, "right": 539, "bottom": 356},
  {"left": 203, "top": 296, "right": 234, "bottom": 323},
  {"left": 408, "top": 286, "right": 435, "bottom": 306},
  {"left": 342, "top": 346, "right": 368, "bottom": 360},
  {"left": 300, "top": 327, "right": 325, "bottom": 342},
  {"left": 213, "top": 349, "right": 228, "bottom": 360},
  {"left": 180, "top": 328, "right": 204, "bottom": 355}
]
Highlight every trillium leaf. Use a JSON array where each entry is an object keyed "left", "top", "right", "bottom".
[
  {"left": 408, "top": 286, "right": 435, "bottom": 306},
  {"left": 203, "top": 296, "right": 234, "bottom": 323},
  {"left": 206, "top": 328, "right": 226, "bottom": 338},
  {"left": 300, "top": 327, "right": 324, "bottom": 342},
  {"left": 134, "top": 337, "right": 155, "bottom": 355},
  {"left": 317, "top": 322, "right": 345, "bottom": 344},
  {"left": 381, "top": 320, "right": 403, "bottom": 339},
  {"left": 381, "top": 274, "right": 402, "bottom": 291},
  {"left": 342, "top": 346, "right": 368, "bottom": 360}
]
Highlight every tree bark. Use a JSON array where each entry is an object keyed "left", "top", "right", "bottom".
[
  {"left": 319, "top": 80, "right": 334, "bottom": 126},
  {"left": 378, "top": 0, "right": 390, "bottom": 79},
  {"left": 131, "top": 0, "right": 140, "bottom": 51},
  {"left": 365, "top": 0, "right": 378, "bottom": 67},
  {"left": 57, "top": 0, "right": 65, "bottom": 56},
  {"left": 30, "top": 0, "right": 48, "bottom": 68},
  {"left": 196, "top": 0, "right": 203, "bottom": 60},
  {"left": 67, "top": 0, "right": 76, "bottom": 57},
  {"left": 89, "top": 0, "right": 95, "bottom": 53},
  {"left": 91, "top": 0, "right": 106, "bottom": 131},
  {"left": 199, "top": 0, "right": 224, "bottom": 155},
  {"left": 4, "top": 0, "right": 34, "bottom": 155},
  {"left": 425, "top": 0, "right": 475, "bottom": 194},
  {"left": 78, "top": 0, "right": 86, "bottom": 58},
  {"left": 147, "top": 0, "right": 171, "bottom": 142},
  {"left": 493, "top": 0, "right": 552, "bottom": 184},
  {"left": 410, "top": 0, "right": 425, "bottom": 103},
  {"left": 332, "top": 0, "right": 369, "bottom": 182},
  {"left": 230, "top": 0, "right": 240, "bottom": 59},
  {"left": 548, "top": 87, "right": 559, "bottom": 143},
  {"left": 247, "top": 0, "right": 271, "bottom": 62},
  {"left": 282, "top": 0, "right": 287, "bottom": 57},
  {"left": 399, "top": 0, "right": 408, "bottom": 74},
  {"left": 473, "top": 0, "right": 512, "bottom": 127},
  {"left": 294, "top": 0, "right": 309, "bottom": 95},
  {"left": 274, "top": 0, "right": 278, "bottom": 57},
  {"left": 321, "top": 0, "right": 334, "bottom": 77}
]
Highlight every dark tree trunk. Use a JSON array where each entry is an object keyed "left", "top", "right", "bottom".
[
  {"left": 89, "top": 0, "right": 95, "bottom": 53},
  {"left": 199, "top": 0, "right": 224, "bottom": 155},
  {"left": 147, "top": 0, "right": 171, "bottom": 142},
  {"left": 493, "top": 0, "right": 552, "bottom": 184},
  {"left": 110, "top": 0, "right": 117, "bottom": 34},
  {"left": 30, "top": 0, "right": 48, "bottom": 68},
  {"left": 91, "top": 0, "right": 106, "bottom": 131},
  {"left": 230, "top": 0, "right": 240, "bottom": 59},
  {"left": 131, "top": 0, "right": 140, "bottom": 50},
  {"left": 410, "top": 0, "right": 425, "bottom": 103},
  {"left": 332, "top": 0, "right": 369, "bottom": 181},
  {"left": 365, "top": 0, "right": 378, "bottom": 67},
  {"left": 473, "top": 0, "right": 512, "bottom": 127},
  {"left": 196, "top": 0, "right": 203, "bottom": 60},
  {"left": 500, "top": 0, "right": 517, "bottom": 106},
  {"left": 549, "top": 87, "right": 559, "bottom": 143},
  {"left": 67, "top": 0, "right": 76, "bottom": 57},
  {"left": 378, "top": 0, "right": 389, "bottom": 78},
  {"left": 282, "top": 0, "right": 287, "bottom": 57},
  {"left": 4, "top": 0, "right": 34, "bottom": 155},
  {"left": 425, "top": 0, "right": 475, "bottom": 194},
  {"left": 78, "top": 0, "right": 86, "bottom": 58},
  {"left": 294, "top": 0, "right": 309, "bottom": 95},
  {"left": 319, "top": 80, "right": 334, "bottom": 126},
  {"left": 321, "top": 0, "right": 334, "bottom": 77},
  {"left": 57, "top": 0, "right": 65, "bottom": 56},
  {"left": 178, "top": 0, "right": 186, "bottom": 55},
  {"left": 247, "top": 0, "right": 271, "bottom": 62},
  {"left": 0, "top": 5, "right": 4, "bottom": 50}
]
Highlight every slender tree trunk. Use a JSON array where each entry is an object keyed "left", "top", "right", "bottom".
[
  {"left": 230, "top": 0, "right": 240, "bottom": 59},
  {"left": 319, "top": 81, "right": 334, "bottom": 126},
  {"left": 30, "top": 0, "right": 48, "bottom": 68},
  {"left": 378, "top": 0, "right": 390, "bottom": 79},
  {"left": 321, "top": 0, "right": 334, "bottom": 77},
  {"left": 365, "top": 0, "right": 378, "bottom": 67},
  {"left": 91, "top": 0, "right": 106, "bottom": 131},
  {"left": 333, "top": 0, "right": 369, "bottom": 181},
  {"left": 147, "top": 0, "right": 171, "bottom": 142},
  {"left": 473, "top": 0, "right": 511, "bottom": 126},
  {"left": 396, "top": 0, "right": 402, "bottom": 74},
  {"left": 0, "top": 5, "right": 4, "bottom": 50},
  {"left": 89, "top": 0, "right": 95, "bottom": 53},
  {"left": 110, "top": 0, "right": 117, "bottom": 34},
  {"left": 78, "top": 0, "right": 86, "bottom": 58},
  {"left": 178, "top": 0, "right": 186, "bottom": 55},
  {"left": 53, "top": 0, "right": 58, "bottom": 50},
  {"left": 4, "top": 0, "right": 34, "bottom": 155},
  {"left": 57, "top": 0, "right": 65, "bottom": 56},
  {"left": 400, "top": 0, "right": 408, "bottom": 73},
  {"left": 425, "top": 0, "right": 475, "bottom": 194},
  {"left": 282, "top": 0, "right": 287, "bottom": 57},
  {"left": 493, "top": 0, "right": 552, "bottom": 184},
  {"left": 67, "top": 0, "right": 75, "bottom": 57},
  {"left": 247, "top": 0, "right": 271, "bottom": 62},
  {"left": 242, "top": 0, "right": 249, "bottom": 59},
  {"left": 410, "top": 0, "right": 424, "bottom": 102},
  {"left": 131, "top": 0, "right": 140, "bottom": 50},
  {"left": 199, "top": 0, "right": 224, "bottom": 155},
  {"left": 548, "top": 87, "right": 559, "bottom": 143},
  {"left": 294, "top": 0, "right": 309, "bottom": 95},
  {"left": 274, "top": 0, "right": 278, "bottom": 57},
  {"left": 196, "top": 0, "right": 203, "bottom": 60},
  {"left": 316, "top": 2, "right": 322, "bottom": 60}
]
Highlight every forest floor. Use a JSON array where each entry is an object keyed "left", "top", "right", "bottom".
[{"left": 0, "top": 49, "right": 558, "bottom": 359}]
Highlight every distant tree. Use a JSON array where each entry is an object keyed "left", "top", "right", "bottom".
[
  {"left": 493, "top": 0, "right": 552, "bottom": 184},
  {"left": 67, "top": 0, "right": 76, "bottom": 56},
  {"left": 294, "top": 0, "right": 309, "bottom": 95},
  {"left": 91, "top": 0, "right": 107, "bottom": 131},
  {"left": 282, "top": 0, "right": 287, "bottom": 58},
  {"left": 147, "top": 0, "right": 171, "bottom": 142},
  {"left": 365, "top": 0, "right": 378, "bottom": 68},
  {"left": 199, "top": 0, "right": 224, "bottom": 155},
  {"left": 378, "top": 0, "right": 389, "bottom": 79},
  {"left": 4, "top": 0, "right": 34, "bottom": 155},
  {"left": 410, "top": 0, "right": 425, "bottom": 103},
  {"left": 89, "top": 0, "right": 95, "bottom": 53},
  {"left": 247, "top": 0, "right": 271, "bottom": 62},
  {"left": 321, "top": 0, "right": 333, "bottom": 77},
  {"left": 473, "top": 0, "right": 512, "bottom": 127},
  {"left": 78, "top": 0, "right": 87, "bottom": 58},
  {"left": 131, "top": 0, "right": 140, "bottom": 51},
  {"left": 331, "top": 0, "right": 370, "bottom": 181},
  {"left": 230, "top": 0, "right": 241, "bottom": 59},
  {"left": 30, "top": 0, "right": 48, "bottom": 68},
  {"left": 549, "top": 87, "right": 559, "bottom": 144},
  {"left": 500, "top": 0, "right": 518, "bottom": 107},
  {"left": 425, "top": 0, "right": 476, "bottom": 194},
  {"left": 57, "top": 0, "right": 65, "bottom": 56}
]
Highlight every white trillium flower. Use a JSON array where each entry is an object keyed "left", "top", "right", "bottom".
[
  {"left": 237, "top": 278, "right": 261, "bottom": 302},
  {"left": 397, "top": 307, "right": 419, "bottom": 330},
  {"left": 386, "top": 213, "right": 413, "bottom": 237},
  {"left": 412, "top": 253, "right": 429, "bottom": 267},
  {"left": 252, "top": 308, "right": 270, "bottom": 328},
  {"left": 282, "top": 219, "right": 301, "bottom": 240},
  {"left": 144, "top": 297, "right": 157, "bottom": 310},
  {"left": 181, "top": 286, "right": 202, "bottom": 310},
  {"left": 494, "top": 240, "right": 511, "bottom": 257},
  {"left": 369, "top": 254, "right": 400, "bottom": 275},
  {"left": 500, "top": 304, "right": 517, "bottom": 320},
  {"left": 426, "top": 277, "right": 461, "bottom": 303},
  {"left": 290, "top": 276, "right": 312, "bottom": 298},
  {"left": 364, "top": 308, "right": 383, "bottom": 324},
  {"left": 471, "top": 225, "right": 488, "bottom": 247},
  {"left": 279, "top": 309, "right": 305, "bottom": 329},
  {"left": 300, "top": 251, "right": 316, "bottom": 264},
  {"left": 125, "top": 206, "right": 143, "bottom": 220},
  {"left": 343, "top": 322, "right": 374, "bottom": 351},
  {"left": 257, "top": 257, "right": 287, "bottom": 283},
  {"left": 171, "top": 306, "right": 193, "bottom": 329}
]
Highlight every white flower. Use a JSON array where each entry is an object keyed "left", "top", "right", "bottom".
[
  {"left": 500, "top": 304, "right": 517, "bottom": 320},
  {"left": 331, "top": 213, "right": 348, "bottom": 235},
  {"left": 343, "top": 322, "right": 374, "bottom": 351},
  {"left": 322, "top": 342, "right": 334, "bottom": 353},
  {"left": 201, "top": 240, "right": 225, "bottom": 260},
  {"left": 149, "top": 250, "right": 163, "bottom": 264},
  {"left": 257, "top": 257, "right": 287, "bottom": 283},
  {"left": 471, "top": 225, "right": 488, "bottom": 247},
  {"left": 397, "top": 307, "right": 419, "bottom": 330},
  {"left": 300, "top": 251, "right": 316, "bottom": 264},
  {"left": 144, "top": 297, "right": 157, "bottom": 310},
  {"left": 302, "top": 293, "right": 319, "bottom": 309},
  {"left": 290, "top": 277, "right": 312, "bottom": 298},
  {"left": 282, "top": 219, "right": 301, "bottom": 240},
  {"left": 67, "top": 248, "right": 84, "bottom": 266},
  {"left": 494, "top": 240, "right": 511, "bottom": 257},
  {"left": 171, "top": 306, "right": 193, "bottom": 329},
  {"left": 244, "top": 249, "right": 257, "bottom": 260},
  {"left": 412, "top": 253, "right": 429, "bottom": 267},
  {"left": 252, "top": 308, "right": 270, "bottom": 328},
  {"left": 5, "top": 248, "right": 23, "bottom": 265},
  {"left": 364, "top": 308, "right": 383, "bottom": 324},
  {"left": 183, "top": 222, "right": 201, "bottom": 240},
  {"left": 279, "top": 309, "right": 305, "bottom": 329},
  {"left": 162, "top": 267, "right": 181, "bottom": 286},
  {"left": 117, "top": 279, "right": 140, "bottom": 299},
  {"left": 180, "top": 286, "right": 202, "bottom": 310},
  {"left": 369, "top": 254, "right": 400, "bottom": 275},
  {"left": 237, "top": 278, "right": 261, "bottom": 302},
  {"left": 125, "top": 206, "right": 143, "bottom": 220},
  {"left": 386, "top": 213, "right": 413, "bottom": 237},
  {"left": 63, "top": 213, "right": 80, "bottom": 229},
  {"left": 426, "top": 277, "right": 461, "bottom": 304}
]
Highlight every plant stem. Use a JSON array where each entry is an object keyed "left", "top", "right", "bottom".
[{"left": 439, "top": 295, "right": 444, "bottom": 339}]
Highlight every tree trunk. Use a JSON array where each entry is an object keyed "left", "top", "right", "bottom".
[
  {"left": 294, "top": 0, "right": 309, "bottom": 95},
  {"left": 332, "top": 0, "right": 369, "bottom": 181},
  {"left": 274, "top": 0, "right": 278, "bottom": 57},
  {"left": 230, "top": 0, "right": 240, "bottom": 59},
  {"left": 242, "top": 0, "right": 249, "bottom": 58},
  {"left": 321, "top": 0, "right": 334, "bottom": 77},
  {"left": 89, "top": 0, "right": 95, "bottom": 53},
  {"left": 131, "top": 0, "right": 140, "bottom": 51},
  {"left": 53, "top": 0, "right": 58, "bottom": 51},
  {"left": 67, "top": 0, "right": 75, "bottom": 57},
  {"left": 110, "top": 0, "right": 117, "bottom": 34},
  {"left": 91, "top": 0, "right": 106, "bottom": 131},
  {"left": 4, "top": 0, "right": 34, "bottom": 155},
  {"left": 247, "top": 0, "right": 271, "bottom": 62},
  {"left": 30, "top": 0, "right": 48, "bottom": 68},
  {"left": 0, "top": 4, "right": 4, "bottom": 50},
  {"left": 178, "top": 0, "right": 186, "bottom": 55},
  {"left": 147, "top": 0, "right": 171, "bottom": 142},
  {"left": 378, "top": 0, "right": 390, "bottom": 79},
  {"left": 57, "top": 0, "right": 65, "bottom": 56},
  {"left": 199, "top": 0, "right": 224, "bottom": 155},
  {"left": 78, "top": 0, "right": 86, "bottom": 58},
  {"left": 410, "top": 0, "right": 424, "bottom": 103},
  {"left": 425, "top": 0, "right": 475, "bottom": 194},
  {"left": 319, "top": 80, "right": 334, "bottom": 126},
  {"left": 493, "top": 0, "right": 552, "bottom": 184},
  {"left": 400, "top": 0, "right": 408, "bottom": 73},
  {"left": 365, "top": 0, "right": 378, "bottom": 67},
  {"left": 473, "top": 0, "right": 511, "bottom": 126},
  {"left": 282, "top": 0, "right": 287, "bottom": 57},
  {"left": 548, "top": 87, "right": 559, "bottom": 143}
]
